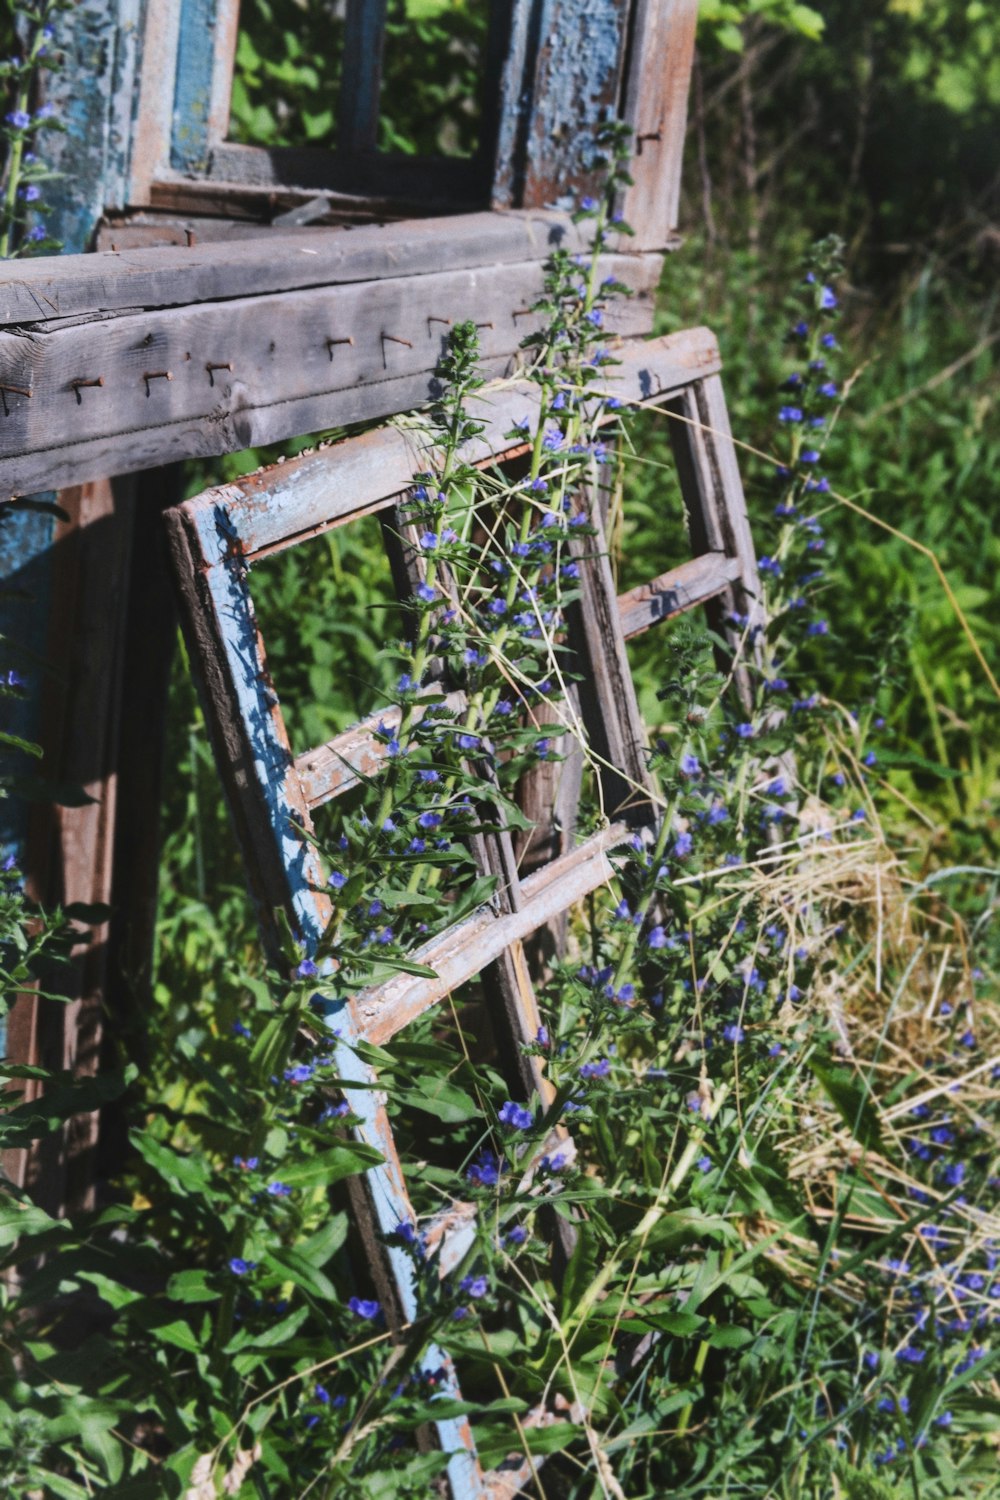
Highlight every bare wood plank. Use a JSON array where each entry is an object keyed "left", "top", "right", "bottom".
[
  {"left": 339, "top": 0, "right": 388, "bottom": 154},
  {"left": 22, "top": 477, "right": 136, "bottom": 1215},
  {"left": 174, "top": 328, "right": 721, "bottom": 559},
  {"left": 0, "top": 210, "right": 590, "bottom": 326},
  {"left": 619, "top": 0, "right": 699, "bottom": 248},
  {"left": 295, "top": 692, "right": 467, "bottom": 810},
  {"left": 355, "top": 823, "right": 629, "bottom": 1046},
  {"left": 0, "top": 253, "right": 662, "bottom": 497},
  {"left": 696, "top": 373, "right": 763, "bottom": 617},
  {"left": 617, "top": 550, "right": 743, "bottom": 638},
  {"left": 95, "top": 216, "right": 342, "bottom": 252},
  {"left": 666, "top": 377, "right": 764, "bottom": 706},
  {"left": 146, "top": 177, "right": 403, "bottom": 225}
]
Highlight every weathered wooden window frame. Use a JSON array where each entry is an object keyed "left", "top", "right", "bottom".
[
  {"left": 162, "top": 326, "right": 762, "bottom": 1495},
  {"left": 125, "top": 0, "right": 698, "bottom": 245}
]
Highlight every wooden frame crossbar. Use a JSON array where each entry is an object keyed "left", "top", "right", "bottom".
[{"left": 164, "top": 327, "right": 761, "bottom": 1497}]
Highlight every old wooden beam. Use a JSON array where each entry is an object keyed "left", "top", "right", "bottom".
[
  {"left": 0, "top": 211, "right": 591, "bottom": 326},
  {"left": 146, "top": 327, "right": 722, "bottom": 555},
  {"left": 0, "top": 252, "right": 666, "bottom": 497}
]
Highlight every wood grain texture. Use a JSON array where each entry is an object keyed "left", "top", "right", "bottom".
[
  {"left": 127, "top": 0, "right": 183, "bottom": 205},
  {"left": 295, "top": 692, "right": 467, "bottom": 810},
  {"left": 618, "top": 0, "right": 699, "bottom": 247},
  {"left": 493, "top": 0, "right": 630, "bottom": 210},
  {"left": 164, "top": 491, "right": 482, "bottom": 1491},
  {"left": 38, "top": 0, "right": 143, "bottom": 248},
  {"left": 0, "top": 252, "right": 663, "bottom": 496},
  {"left": 671, "top": 374, "right": 764, "bottom": 704},
  {"left": 571, "top": 485, "right": 655, "bottom": 824},
  {"left": 171, "top": 0, "right": 242, "bottom": 173},
  {"left": 0, "top": 211, "right": 589, "bottom": 326}
]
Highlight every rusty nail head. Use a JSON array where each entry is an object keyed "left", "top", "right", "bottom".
[
  {"left": 382, "top": 333, "right": 413, "bottom": 348},
  {"left": 70, "top": 375, "right": 105, "bottom": 405}
]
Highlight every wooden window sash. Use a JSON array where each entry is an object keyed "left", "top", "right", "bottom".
[{"left": 163, "top": 327, "right": 760, "bottom": 1495}]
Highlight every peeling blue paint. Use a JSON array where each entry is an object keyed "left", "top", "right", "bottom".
[
  {"left": 494, "top": 0, "right": 627, "bottom": 208},
  {"left": 41, "top": 1, "right": 143, "bottom": 250},
  {"left": 171, "top": 0, "right": 221, "bottom": 173}
]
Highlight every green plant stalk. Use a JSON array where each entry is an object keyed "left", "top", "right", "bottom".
[
  {"left": 0, "top": 6, "right": 51, "bottom": 259},
  {"left": 563, "top": 1083, "right": 730, "bottom": 1339},
  {"left": 212, "top": 990, "right": 308, "bottom": 1362},
  {"left": 674, "top": 1243, "right": 735, "bottom": 1438}
]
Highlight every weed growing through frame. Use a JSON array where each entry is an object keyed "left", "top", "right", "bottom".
[
  {"left": 0, "top": 0, "right": 70, "bottom": 258},
  {"left": 1, "top": 127, "right": 998, "bottom": 1498}
]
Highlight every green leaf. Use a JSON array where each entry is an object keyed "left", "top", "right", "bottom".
[
  {"left": 76, "top": 1270, "right": 145, "bottom": 1311},
  {"left": 808, "top": 1060, "right": 883, "bottom": 1151},
  {"left": 876, "top": 749, "right": 963, "bottom": 780},
  {"left": 395, "top": 1078, "right": 479, "bottom": 1123},
  {"left": 138, "top": 1314, "right": 204, "bottom": 1354},
  {"left": 560, "top": 1223, "right": 599, "bottom": 1323},
  {"left": 704, "top": 1323, "right": 754, "bottom": 1349},
  {"left": 476, "top": 1420, "right": 578, "bottom": 1466},
  {"left": 225, "top": 1304, "right": 310, "bottom": 1352},
  {"left": 0, "top": 1195, "right": 71, "bottom": 1250},
  {"left": 0, "top": 731, "right": 43, "bottom": 757},
  {"left": 277, "top": 1142, "right": 383, "bottom": 1188},
  {"left": 297, "top": 1211, "right": 348, "bottom": 1267},
  {"left": 263, "top": 1246, "right": 339, "bottom": 1302},
  {"left": 373, "top": 888, "right": 441, "bottom": 910},
  {"left": 643, "top": 1211, "right": 734, "bottom": 1253},
  {"left": 167, "top": 1269, "right": 221, "bottom": 1304},
  {"left": 131, "top": 1132, "right": 212, "bottom": 1195}
]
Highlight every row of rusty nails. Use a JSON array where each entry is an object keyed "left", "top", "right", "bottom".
[{"left": 3, "top": 315, "right": 522, "bottom": 413}]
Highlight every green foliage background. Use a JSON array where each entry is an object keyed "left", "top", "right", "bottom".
[{"left": 2, "top": 1, "right": 999, "bottom": 1494}]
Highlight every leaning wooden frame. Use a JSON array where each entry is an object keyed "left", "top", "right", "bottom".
[{"left": 164, "top": 326, "right": 762, "bottom": 1496}]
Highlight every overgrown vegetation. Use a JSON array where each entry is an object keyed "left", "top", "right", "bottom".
[{"left": 2, "top": 2, "right": 998, "bottom": 1496}]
